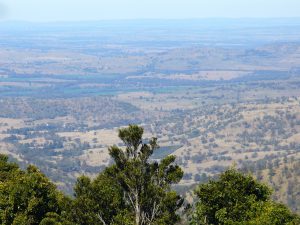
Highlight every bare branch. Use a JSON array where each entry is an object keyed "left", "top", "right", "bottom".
[{"left": 97, "top": 213, "right": 107, "bottom": 225}]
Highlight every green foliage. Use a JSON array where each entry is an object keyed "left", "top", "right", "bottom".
[
  {"left": 0, "top": 124, "right": 185, "bottom": 225},
  {"left": 67, "top": 170, "right": 127, "bottom": 224},
  {"left": 65, "top": 125, "right": 184, "bottom": 224},
  {"left": 0, "top": 154, "right": 19, "bottom": 182},
  {"left": 191, "top": 168, "right": 300, "bottom": 225},
  {"left": 107, "top": 125, "right": 184, "bottom": 225},
  {"left": 0, "top": 155, "right": 66, "bottom": 225},
  {"left": 1, "top": 125, "right": 300, "bottom": 225},
  {"left": 245, "top": 201, "right": 300, "bottom": 225}
]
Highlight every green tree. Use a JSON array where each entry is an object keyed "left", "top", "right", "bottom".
[
  {"left": 191, "top": 168, "right": 299, "bottom": 225},
  {"left": 246, "top": 201, "right": 300, "bottom": 225},
  {"left": 70, "top": 125, "right": 184, "bottom": 225},
  {"left": 0, "top": 155, "right": 67, "bottom": 225},
  {"left": 67, "top": 168, "right": 129, "bottom": 225},
  {"left": 0, "top": 154, "right": 19, "bottom": 182},
  {"left": 108, "top": 125, "right": 184, "bottom": 225}
]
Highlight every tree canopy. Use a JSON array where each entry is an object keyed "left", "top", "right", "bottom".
[
  {"left": 68, "top": 125, "right": 184, "bottom": 224},
  {"left": 0, "top": 125, "right": 299, "bottom": 225},
  {"left": 191, "top": 168, "right": 300, "bottom": 225},
  {"left": 0, "top": 155, "right": 68, "bottom": 225}
]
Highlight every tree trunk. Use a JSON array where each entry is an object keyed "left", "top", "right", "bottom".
[{"left": 135, "top": 193, "right": 140, "bottom": 225}]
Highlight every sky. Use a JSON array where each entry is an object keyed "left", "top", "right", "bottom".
[{"left": 0, "top": 0, "right": 299, "bottom": 22}]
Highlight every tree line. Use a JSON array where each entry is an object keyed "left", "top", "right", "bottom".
[{"left": 0, "top": 125, "right": 299, "bottom": 224}]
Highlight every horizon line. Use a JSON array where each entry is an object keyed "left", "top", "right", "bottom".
[{"left": 1, "top": 17, "right": 300, "bottom": 24}]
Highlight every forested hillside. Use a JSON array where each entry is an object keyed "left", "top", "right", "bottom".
[{"left": 0, "top": 125, "right": 298, "bottom": 225}]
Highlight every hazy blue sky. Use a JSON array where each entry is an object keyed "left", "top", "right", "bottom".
[{"left": 0, "top": 0, "right": 299, "bottom": 22}]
